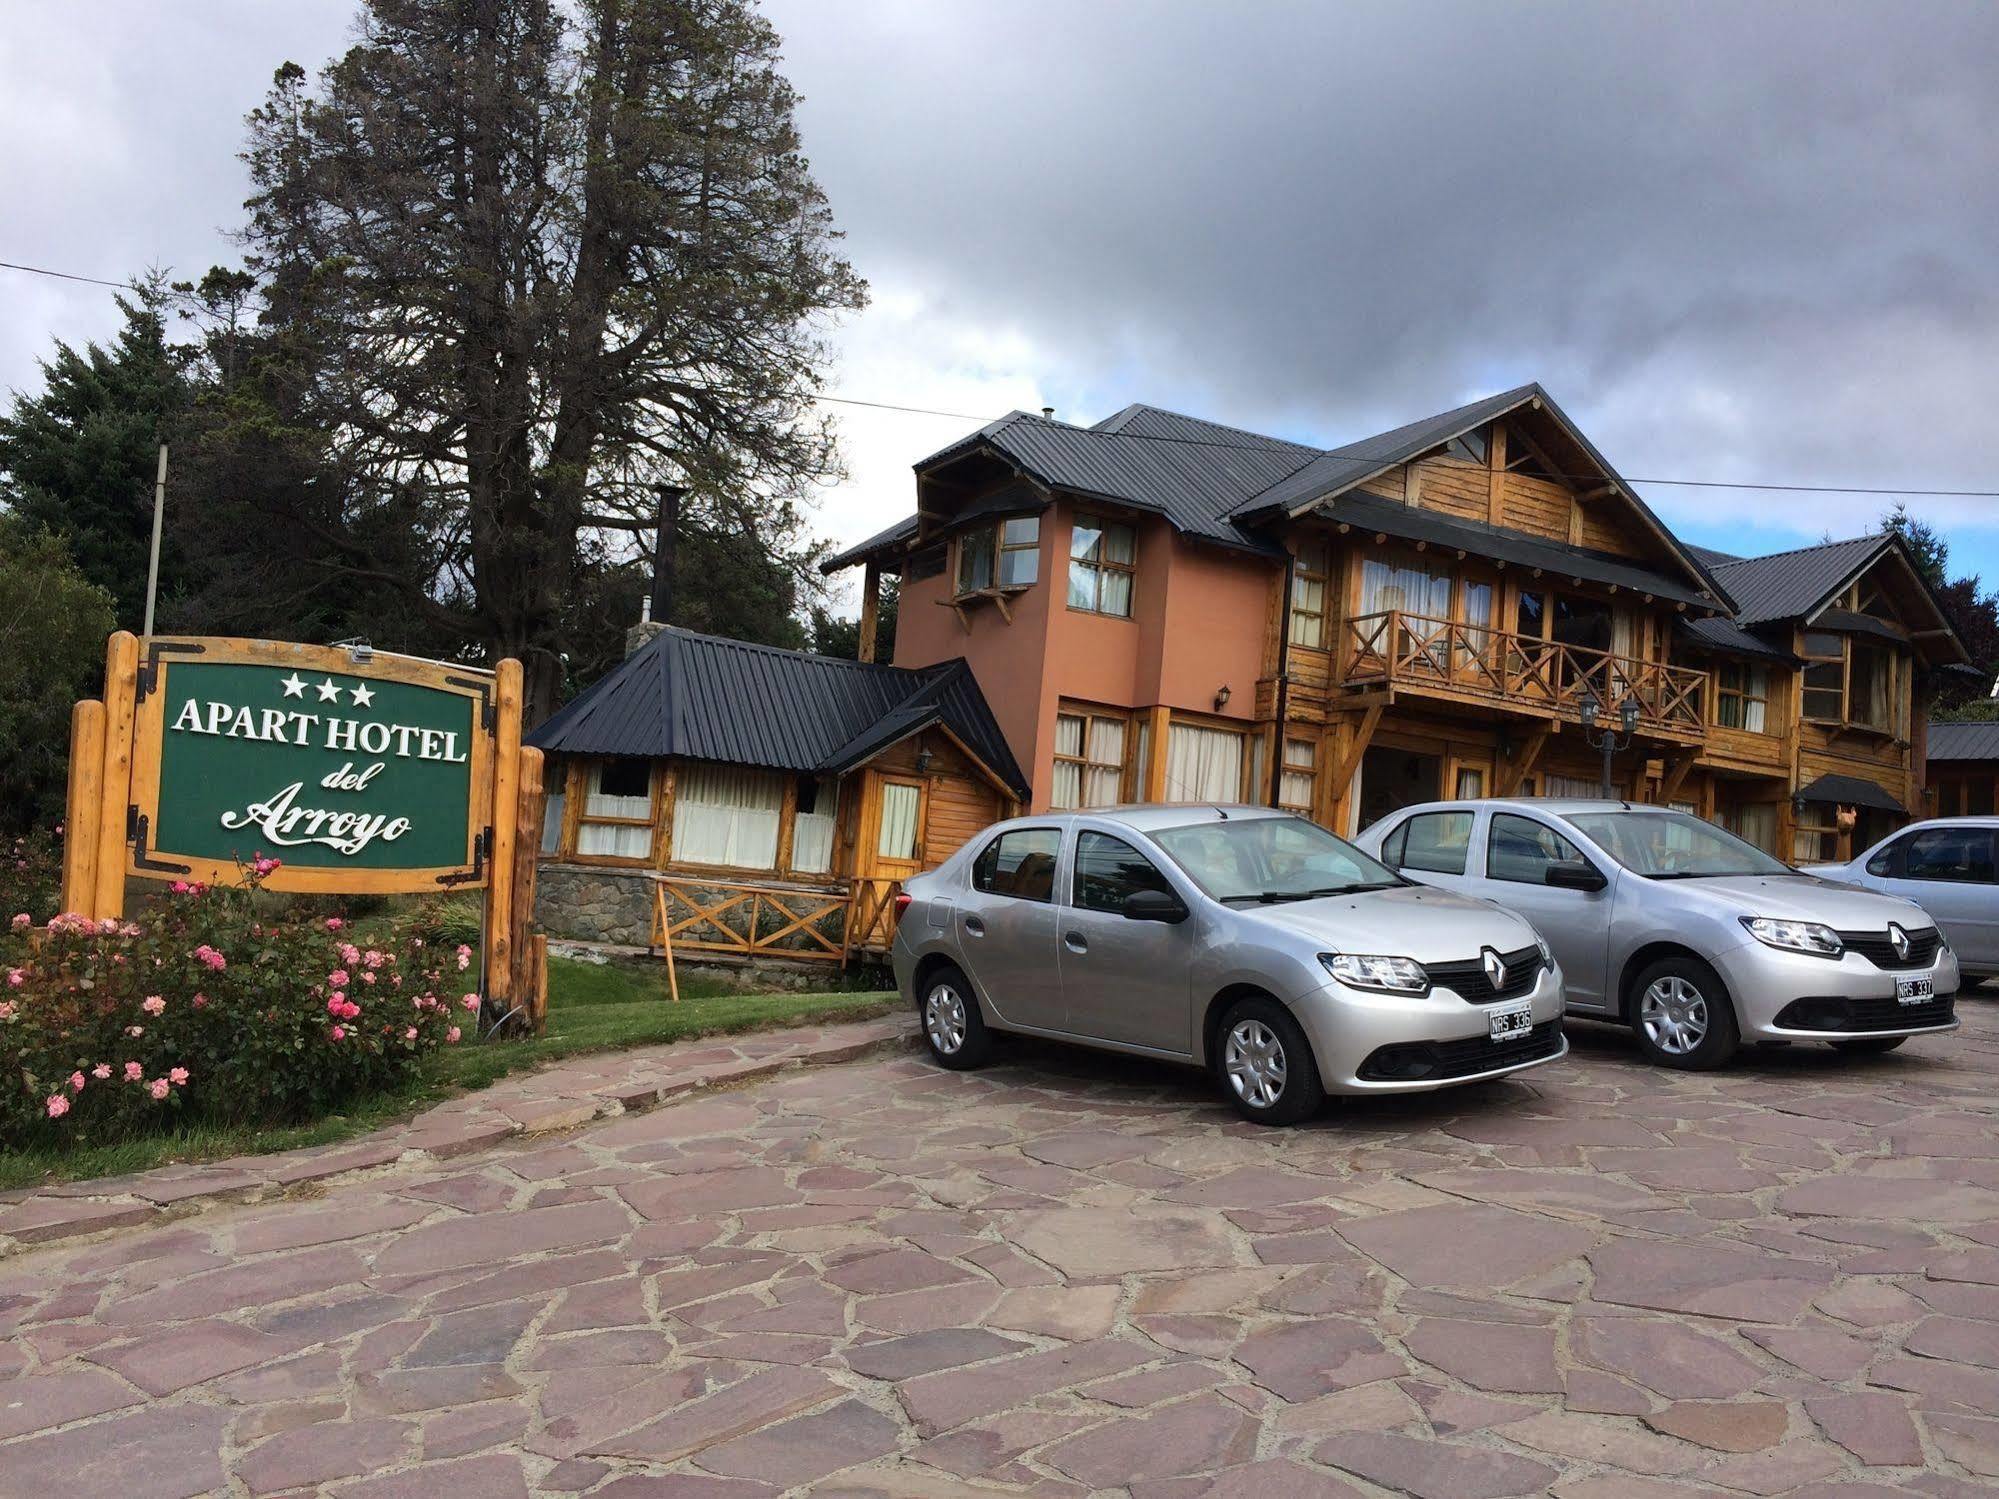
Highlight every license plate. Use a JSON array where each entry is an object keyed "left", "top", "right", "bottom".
[
  {"left": 1896, "top": 976, "right": 1934, "bottom": 1005},
  {"left": 1488, "top": 1001, "right": 1533, "bottom": 1042}
]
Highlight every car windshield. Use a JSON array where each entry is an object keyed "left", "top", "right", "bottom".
[
  {"left": 1566, "top": 810, "right": 1792, "bottom": 879},
  {"left": 1150, "top": 814, "right": 1403, "bottom": 903}
]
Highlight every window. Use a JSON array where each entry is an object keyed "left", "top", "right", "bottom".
[
  {"left": 1892, "top": 826, "right": 1996, "bottom": 883},
  {"left": 877, "top": 782, "right": 921, "bottom": 861},
  {"left": 541, "top": 778, "right": 566, "bottom": 855},
  {"left": 1487, "top": 812, "right": 1592, "bottom": 885},
  {"left": 955, "top": 526, "right": 995, "bottom": 594},
  {"left": 1391, "top": 810, "right": 1475, "bottom": 875},
  {"left": 1052, "top": 710, "right": 1127, "bottom": 809},
  {"left": 1802, "top": 632, "right": 1846, "bottom": 722},
  {"left": 1849, "top": 641, "right": 1892, "bottom": 729},
  {"left": 576, "top": 759, "right": 655, "bottom": 860},
  {"left": 1542, "top": 774, "right": 1601, "bottom": 798},
  {"left": 1073, "top": 831, "right": 1177, "bottom": 912},
  {"left": 1462, "top": 580, "right": 1494, "bottom": 657},
  {"left": 792, "top": 776, "right": 840, "bottom": 875},
  {"left": 1792, "top": 809, "right": 1839, "bottom": 864},
  {"left": 1801, "top": 632, "right": 1898, "bottom": 729},
  {"left": 997, "top": 516, "right": 1040, "bottom": 587},
  {"left": 1289, "top": 542, "right": 1329, "bottom": 648},
  {"left": 1516, "top": 590, "right": 1547, "bottom": 639},
  {"left": 1722, "top": 801, "right": 1778, "bottom": 854},
  {"left": 1279, "top": 738, "right": 1316, "bottom": 814},
  {"left": 1716, "top": 662, "right": 1770, "bottom": 732},
  {"left": 1068, "top": 514, "right": 1136, "bottom": 616},
  {"left": 671, "top": 763, "right": 783, "bottom": 869},
  {"left": 1151, "top": 814, "right": 1397, "bottom": 903},
  {"left": 1569, "top": 810, "right": 1789, "bottom": 878},
  {"left": 1163, "top": 722, "right": 1246, "bottom": 802},
  {"left": 972, "top": 827, "right": 1060, "bottom": 901},
  {"left": 1453, "top": 764, "right": 1486, "bottom": 799}
]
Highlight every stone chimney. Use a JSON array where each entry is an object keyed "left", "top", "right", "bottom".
[{"left": 625, "top": 594, "right": 667, "bottom": 658}]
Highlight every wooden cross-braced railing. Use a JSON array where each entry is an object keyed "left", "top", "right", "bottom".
[
  {"left": 644, "top": 874, "right": 909, "bottom": 969},
  {"left": 1341, "top": 610, "right": 1707, "bottom": 735}
]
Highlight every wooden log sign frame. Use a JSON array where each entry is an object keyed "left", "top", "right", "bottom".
[{"left": 58, "top": 632, "right": 548, "bottom": 1025}]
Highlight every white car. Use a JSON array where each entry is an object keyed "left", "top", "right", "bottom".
[{"left": 1806, "top": 816, "right": 1999, "bottom": 978}]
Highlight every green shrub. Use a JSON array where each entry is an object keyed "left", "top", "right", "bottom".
[
  {"left": 0, "top": 826, "right": 63, "bottom": 928},
  {"left": 1, "top": 863, "right": 476, "bottom": 1147}
]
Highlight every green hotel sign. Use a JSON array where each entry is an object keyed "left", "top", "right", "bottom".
[{"left": 130, "top": 639, "right": 495, "bottom": 893}]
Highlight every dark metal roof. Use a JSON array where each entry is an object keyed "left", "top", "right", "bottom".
[
  {"left": 821, "top": 514, "right": 919, "bottom": 574},
  {"left": 1796, "top": 772, "right": 1906, "bottom": 815},
  {"left": 527, "top": 627, "right": 1028, "bottom": 797},
  {"left": 1677, "top": 614, "right": 1799, "bottom": 663},
  {"left": 1319, "top": 493, "right": 1722, "bottom": 611},
  {"left": 1687, "top": 544, "right": 1744, "bottom": 568},
  {"left": 1703, "top": 535, "right": 1890, "bottom": 626},
  {"left": 1928, "top": 721, "right": 1999, "bottom": 762}
]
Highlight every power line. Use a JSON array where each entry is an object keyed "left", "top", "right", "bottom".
[{"left": 8, "top": 253, "right": 1999, "bottom": 500}]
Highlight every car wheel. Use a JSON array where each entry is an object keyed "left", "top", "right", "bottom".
[
  {"left": 1215, "top": 996, "right": 1325, "bottom": 1126},
  {"left": 1830, "top": 1035, "right": 1907, "bottom": 1056},
  {"left": 919, "top": 965, "right": 991, "bottom": 1070},
  {"left": 1629, "top": 955, "right": 1739, "bottom": 1070}
]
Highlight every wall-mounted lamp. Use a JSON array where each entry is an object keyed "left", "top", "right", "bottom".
[
  {"left": 333, "top": 636, "right": 374, "bottom": 666},
  {"left": 915, "top": 746, "right": 934, "bottom": 774},
  {"left": 1213, "top": 684, "right": 1232, "bottom": 712},
  {"left": 1791, "top": 791, "right": 1808, "bottom": 817}
]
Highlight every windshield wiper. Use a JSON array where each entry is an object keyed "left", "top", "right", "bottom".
[{"left": 1254, "top": 883, "right": 1394, "bottom": 902}]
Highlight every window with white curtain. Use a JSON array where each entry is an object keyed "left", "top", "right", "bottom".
[
  {"left": 1357, "top": 556, "right": 1452, "bottom": 660},
  {"left": 541, "top": 783, "right": 566, "bottom": 854},
  {"left": 1051, "top": 709, "right": 1126, "bottom": 808},
  {"left": 1164, "top": 722, "right": 1245, "bottom": 803},
  {"left": 671, "top": 763, "right": 784, "bottom": 869},
  {"left": 877, "top": 782, "right": 921, "bottom": 860},
  {"left": 1279, "top": 738, "right": 1316, "bottom": 814},
  {"left": 1068, "top": 515, "right": 1136, "bottom": 617},
  {"left": 791, "top": 776, "right": 840, "bottom": 875},
  {"left": 576, "top": 760, "right": 654, "bottom": 860},
  {"left": 1542, "top": 773, "right": 1601, "bottom": 799}
]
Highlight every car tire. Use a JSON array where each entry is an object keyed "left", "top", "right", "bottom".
[
  {"left": 1628, "top": 955, "right": 1739, "bottom": 1070},
  {"left": 1215, "top": 996, "right": 1325, "bottom": 1126},
  {"left": 1829, "top": 1035, "right": 1907, "bottom": 1056},
  {"left": 918, "top": 964, "right": 992, "bottom": 1070}
]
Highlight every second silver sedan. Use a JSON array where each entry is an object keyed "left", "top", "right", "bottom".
[{"left": 893, "top": 805, "right": 1566, "bottom": 1125}]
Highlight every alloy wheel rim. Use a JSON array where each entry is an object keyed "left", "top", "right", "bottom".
[
  {"left": 1224, "top": 1018, "right": 1288, "bottom": 1109},
  {"left": 1639, "top": 975, "right": 1709, "bottom": 1055},
  {"left": 925, "top": 984, "right": 968, "bottom": 1054}
]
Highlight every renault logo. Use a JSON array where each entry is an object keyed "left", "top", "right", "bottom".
[
  {"left": 1482, "top": 947, "right": 1507, "bottom": 990},
  {"left": 1888, "top": 922, "right": 1910, "bottom": 962}
]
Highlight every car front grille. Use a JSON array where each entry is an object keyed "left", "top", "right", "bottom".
[
  {"left": 1835, "top": 927, "right": 1942, "bottom": 970},
  {"left": 1424, "top": 944, "right": 1544, "bottom": 1003},
  {"left": 1357, "top": 1021, "right": 1564, "bottom": 1082},
  {"left": 1775, "top": 994, "right": 1957, "bottom": 1032}
]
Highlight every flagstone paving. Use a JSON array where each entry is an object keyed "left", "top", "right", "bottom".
[{"left": 0, "top": 997, "right": 1996, "bottom": 1496}]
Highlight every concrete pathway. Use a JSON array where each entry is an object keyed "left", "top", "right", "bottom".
[{"left": 1, "top": 999, "right": 1996, "bottom": 1496}]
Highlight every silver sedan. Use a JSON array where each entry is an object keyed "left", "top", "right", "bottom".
[
  {"left": 892, "top": 806, "right": 1567, "bottom": 1125},
  {"left": 1805, "top": 817, "right": 1999, "bottom": 978},
  {"left": 1359, "top": 798, "right": 1962, "bottom": 1069}
]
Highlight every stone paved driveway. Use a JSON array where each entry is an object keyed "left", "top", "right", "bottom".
[{"left": 2, "top": 1000, "right": 1997, "bottom": 1498}]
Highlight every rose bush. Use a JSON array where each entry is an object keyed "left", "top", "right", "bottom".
[
  {"left": 0, "top": 825, "right": 63, "bottom": 929},
  {"left": 2, "top": 861, "right": 468, "bottom": 1147}
]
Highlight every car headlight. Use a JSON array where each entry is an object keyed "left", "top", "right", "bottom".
[
  {"left": 1533, "top": 932, "right": 1552, "bottom": 967},
  {"left": 1740, "top": 917, "right": 1843, "bottom": 958},
  {"left": 1321, "top": 953, "right": 1430, "bottom": 994}
]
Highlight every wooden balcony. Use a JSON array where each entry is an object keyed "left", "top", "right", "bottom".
[{"left": 1339, "top": 610, "right": 1708, "bottom": 741}]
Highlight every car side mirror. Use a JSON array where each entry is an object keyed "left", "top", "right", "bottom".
[
  {"left": 1544, "top": 860, "right": 1607, "bottom": 893},
  {"left": 1122, "top": 889, "right": 1189, "bottom": 923}
]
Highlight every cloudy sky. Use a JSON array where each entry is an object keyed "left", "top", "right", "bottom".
[{"left": 5, "top": 1, "right": 1999, "bottom": 616}]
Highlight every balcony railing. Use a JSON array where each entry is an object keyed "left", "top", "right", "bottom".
[{"left": 1341, "top": 610, "right": 1707, "bottom": 736}]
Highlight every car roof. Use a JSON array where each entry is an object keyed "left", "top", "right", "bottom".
[
  {"left": 1381, "top": 797, "right": 1671, "bottom": 818},
  {"left": 996, "top": 803, "right": 1296, "bottom": 834}
]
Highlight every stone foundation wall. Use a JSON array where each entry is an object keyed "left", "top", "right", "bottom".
[{"left": 535, "top": 864, "right": 655, "bottom": 946}]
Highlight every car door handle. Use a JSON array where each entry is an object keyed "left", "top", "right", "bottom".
[
  {"left": 1064, "top": 932, "right": 1088, "bottom": 953},
  {"left": 964, "top": 916, "right": 985, "bottom": 937}
]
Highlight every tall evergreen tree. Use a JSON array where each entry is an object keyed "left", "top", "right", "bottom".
[{"left": 235, "top": 0, "right": 867, "bottom": 719}]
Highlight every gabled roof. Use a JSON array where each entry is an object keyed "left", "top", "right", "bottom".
[
  {"left": 1702, "top": 535, "right": 1893, "bottom": 626},
  {"left": 1927, "top": 721, "right": 1999, "bottom": 763},
  {"left": 1677, "top": 614, "right": 1799, "bottom": 664},
  {"left": 527, "top": 627, "right": 1027, "bottom": 797}
]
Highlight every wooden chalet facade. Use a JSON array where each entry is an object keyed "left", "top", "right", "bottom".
[
  {"left": 526, "top": 627, "right": 1025, "bottom": 961},
  {"left": 826, "top": 384, "right": 1968, "bottom": 865}
]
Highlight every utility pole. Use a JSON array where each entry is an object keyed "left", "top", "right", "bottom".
[{"left": 141, "top": 443, "right": 168, "bottom": 637}]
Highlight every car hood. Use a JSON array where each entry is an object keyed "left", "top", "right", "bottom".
[
  {"left": 1235, "top": 882, "right": 1542, "bottom": 964},
  {"left": 1662, "top": 873, "right": 1930, "bottom": 929}
]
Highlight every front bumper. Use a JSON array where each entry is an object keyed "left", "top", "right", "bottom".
[
  {"left": 1292, "top": 962, "right": 1568, "bottom": 1094},
  {"left": 1710, "top": 938, "right": 1962, "bottom": 1042}
]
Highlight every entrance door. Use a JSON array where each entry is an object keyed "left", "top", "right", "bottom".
[
  {"left": 867, "top": 774, "right": 927, "bottom": 881},
  {"left": 1357, "top": 746, "right": 1442, "bottom": 834}
]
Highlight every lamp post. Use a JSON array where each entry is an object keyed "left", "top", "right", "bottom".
[{"left": 1579, "top": 691, "right": 1641, "bottom": 799}]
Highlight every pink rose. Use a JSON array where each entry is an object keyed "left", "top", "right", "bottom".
[
  {"left": 329, "top": 1025, "right": 346, "bottom": 1041},
  {"left": 461, "top": 993, "right": 481, "bottom": 1012},
  {"left": 171, "top": 880, "right": 190, "bottom": 894},
  {"left": 455, "top": 944, "right": 472, "bottom": 971},
  {"left": 446, "top": 1026, "right": 461, "bottom": 1043},
  {"left": 91, "top": 1064, "right": 111, "bottom": 1080},
  {"left": 9, "top": 912, "right": 29, "bottom": 929},
  {"left": 46, "top": 1094, "right": 69, "bottom": 1118},
  {"left": 328, "top": 970, "right": 350, "bottom": 988},
  {"left": 124, "top": 1061, "right": 143, "bottom": 1082},
  {"left": 192, "top": 944, "right": 227, "bottom": 971},
  {"left": 148, "top": 1078, "right": 170, "bottom": 1100},
  {"left": 404, "top": 1026, "right": 418, "bottom": 1041},
  {"left": 168, "top": 1067, "right": 189, "bottom": 1085},
  {"left": 5, "top": 968, "right": 23, "bottom": 989},
  {"left": 192, "top": 993, "right": 207, "bottom": 1009},
  {"left": 127, "top": 1025, "right": 145, "bottom": 1038},
  {"left": 142, "top": 995, "right": 166, "bottom": 1015},
  {"left": 327, "top": 993, "right": 346, "bottom": 1013},
  {"left": 69, "top": 1071, "right": 86, "bottom": 1092},
  {"left": 325, "top": 917, "right": 345, "bottom": 931}
]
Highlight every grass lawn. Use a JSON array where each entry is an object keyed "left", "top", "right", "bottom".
[{"left": 0, "top": 956, "right": 896, "bottom": 1193}]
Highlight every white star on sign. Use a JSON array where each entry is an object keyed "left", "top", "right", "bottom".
[
  {"left": 350, "top": 683, "right": 375, "bottom": 708},
  {"left": 316, "top": 677, "right": 342, "bottom": 702},
  {"left": 280, "top": 673, "right": 306, "bottom": 698}
]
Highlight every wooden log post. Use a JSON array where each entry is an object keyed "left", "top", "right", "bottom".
[
  {"left": 511, "top": 746, "right": 546, "bottom": 1032},
  {"left": 858, "top": 560, "right": 882, "bottom": 664},
  {"left": 93, "top": 632, "right": 140, "bottom": 920},
  {"left": 485, "top": 659, "right": 524, "bottom": 1013},
  {"left": 60, "top": 699, "right": 107, "bottom": 917}
]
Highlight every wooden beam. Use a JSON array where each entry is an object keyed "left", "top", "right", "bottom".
[
  {"left": 61, "top": 698, "right": 105, "bottom": 917},
  {"left": 1659, "top": 754, "right": 1697, "bottom": 803},
  {"left": 1497, "top": 724, "right": 1552, "bottom": 796},
  {"left": 1486, "top": 422, "right": 1506, "bottom": 525},
  {"left": 485, "top": 658, "right": 524, "bottom": 1010},
  {"left": 1143, "top": 705, "right": 1170, "bottom": 801},
  {"left": 1325, "top": 704, "right": 1384, "bottom": 800},
  {"left": 857, "top": 560, "right": 881, "bottom": 663},
  {"left": 94, "top": 631, "right": 139, "bottom": 920}
]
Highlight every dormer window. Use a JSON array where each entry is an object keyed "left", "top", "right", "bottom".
[{"left": 955, "top": 515, "right": 1039, "bottom": 596}]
